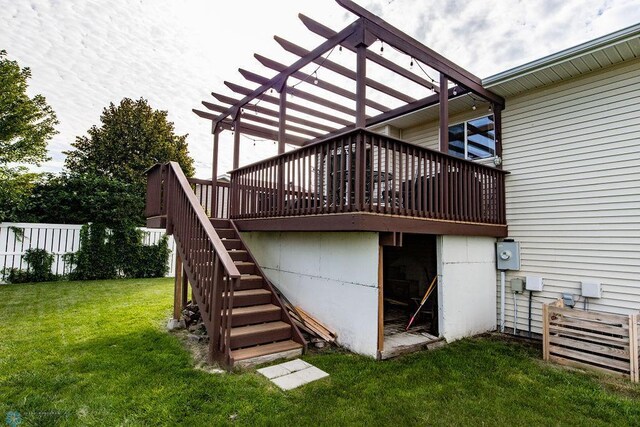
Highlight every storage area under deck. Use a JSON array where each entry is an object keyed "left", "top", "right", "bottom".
[{"left": 380, "top": 234, "right": 443, "bottom": 359}]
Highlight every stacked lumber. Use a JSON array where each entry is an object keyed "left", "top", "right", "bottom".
[{"left": 283, "top": 302, "right": 337, "bottom": 343}]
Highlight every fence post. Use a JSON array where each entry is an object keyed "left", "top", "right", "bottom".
[
  {"left": 542, "top": 303, "right": 549, "bottom": 361},
  {"left": 630, "top": 313, "right": 639, "bottom": 383}
]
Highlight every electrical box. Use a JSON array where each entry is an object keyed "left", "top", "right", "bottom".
[
  {"left": 525, "top": 276, "right": 544, "bottom": 292},
  {"left": 511, "top": 278, "right": 524, "bottom": 293},
  {"left": 562, "top": 293, "right": 576, "bottom": 308},
  {"left": 496, "top": 241, "right": 520, "bottom": 271},
  {"left": 581, "top": 281, "right": 602, "bottom": 298}
]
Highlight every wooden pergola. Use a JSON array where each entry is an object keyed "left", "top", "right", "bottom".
[{"left": 193, "top": 0, "right": 505, "bottom": 186}]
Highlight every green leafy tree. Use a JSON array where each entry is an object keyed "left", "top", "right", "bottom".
[
  {"left": 0, "top": 50, "right": 58, "bottom": 165},
  {"left": 0, "top": 50, "right": 58, "bottom": 222},
  {"left": 0, "top": 167, "right": 41, "bottom": 222},
  {"left": 64, "top": 97, "right": 194, "bottom": 187},
  {"left": 25, "top": 173, "right": 145, "bottom": 226}
]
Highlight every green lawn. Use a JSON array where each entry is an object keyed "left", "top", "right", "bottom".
[{"left": 1, "top": 279, "right": 639, "bottom": 426}]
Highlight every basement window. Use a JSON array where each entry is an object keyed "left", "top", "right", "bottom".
[{"left": 448, "top": 115, "right": 495, "bottom": 160}]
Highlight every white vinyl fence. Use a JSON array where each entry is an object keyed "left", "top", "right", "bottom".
[{"left": 0, "top": 222, "right": 176, "bottom": 282}]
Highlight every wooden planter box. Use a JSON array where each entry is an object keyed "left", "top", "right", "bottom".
[{"left": 543, "top": 301, "right": 639, "bottom": 382}]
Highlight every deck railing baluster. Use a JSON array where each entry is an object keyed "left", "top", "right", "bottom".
[{"left": 225, "top": 129, "right": 507, "bottom": 226}]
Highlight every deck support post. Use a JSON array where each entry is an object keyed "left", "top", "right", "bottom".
[
  {"left": 438, "top": 73, "right": 448, "bottom": 153},
  {"left": 173, "top": 254, "right": 183, "bottom": 320},
  {"left": 181, "top": 266, "right": 188, "bottom": 309}
]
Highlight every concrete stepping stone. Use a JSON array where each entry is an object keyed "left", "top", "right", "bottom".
[{"left": 257, "top": 359, "right": 329, "bottom": 390}]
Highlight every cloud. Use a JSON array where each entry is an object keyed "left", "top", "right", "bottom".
[{"left": 1, "top": 0, "right": 639, "bottom": 179}]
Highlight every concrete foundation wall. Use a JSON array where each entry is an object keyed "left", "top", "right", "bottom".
[
  {"left": 438, "top": 235, "right": 497, "bottom": 341},
  {"left": 241, "top": 231, "right": 380, "bottom": 357}
]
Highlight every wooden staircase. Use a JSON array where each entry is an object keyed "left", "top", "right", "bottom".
[
  {"left": 145, "top": 162, "right": 305, "bottom": 370},
  {"left": 211, "top": 218, "right": 304, "bottom": 365}
]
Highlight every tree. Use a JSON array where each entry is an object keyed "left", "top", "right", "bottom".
[
  {"left": 0, "top": 167, "right": 41, "bottom": 222},
  {"left": 0, "top": 50, "right": 58, "bottom": 165},
  {"left": 64, "top": 97, "right": 194, "bottom": 187},
  {"left": 25, "top": 173, "right": 145, "bottom": 226}
]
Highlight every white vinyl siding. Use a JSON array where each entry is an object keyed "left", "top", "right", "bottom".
[{"left": 498, "top": 57, "right": 640, "bottom": 335}]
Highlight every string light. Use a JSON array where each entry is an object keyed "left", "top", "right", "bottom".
[
  {"left": 410, "top": 58, "right": 414, "bottom": 69},
  {"left": 472, "top": 102, "right": 477, "bottom": 111},
  {"left": 488, "top": 105, "right": 492, "bottom": 112},
  {"left": 452, "top": 88, "right": 457, "bottom": 96},
  {"left": 379, "top": 40, "right": 384, "bottom": 55},
  {"left": 288, "top": 46, "right": 335, "bottom": 91}
]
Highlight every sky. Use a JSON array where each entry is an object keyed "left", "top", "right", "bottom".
[{"left": 1, "top": 0, "right": 639, "bottom": 179}]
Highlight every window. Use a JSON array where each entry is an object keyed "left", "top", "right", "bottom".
[{"left": 448, "top": 115, "right": 495, "bottom": 160}]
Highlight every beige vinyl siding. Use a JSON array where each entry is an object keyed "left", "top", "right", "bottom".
[{"left": 499, "top": 57, "right": 640, "bottom": 336}]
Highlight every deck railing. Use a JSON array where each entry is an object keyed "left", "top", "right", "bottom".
[
  {"left": 146, "top": 163, "right": 240, "bottom": 366},
  {"left": 229, "top": 129, "right": 507, "bottom": 224},
  {"left": 188, "top": 178, "right": 230, "bottom": 219}
]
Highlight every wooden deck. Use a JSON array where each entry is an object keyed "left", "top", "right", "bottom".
[{"left": 228, "top": 129, "right": 507, "bottom": 237}]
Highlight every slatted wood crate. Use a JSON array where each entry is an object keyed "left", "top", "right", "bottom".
[{"left": 543, "top": 301, "right": 639, "bottom": 382}]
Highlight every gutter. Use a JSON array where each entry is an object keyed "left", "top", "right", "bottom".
[{"left": 483, "top": 22, "right": 640, "bottom": 87}]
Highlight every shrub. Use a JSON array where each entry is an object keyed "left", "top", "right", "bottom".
[
  {"left": 65, "top": 223, "right": 170, "bottom": 281},
  {"left": 2, "top": 248, "right": 58, "bottom": 283}
]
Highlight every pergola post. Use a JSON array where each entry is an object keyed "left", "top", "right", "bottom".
[
  {"left": 355, "top": 44, "right": 367, "bottom": 128},
  {"left": 211, "top": 129, "right": 220, "bottom": 216},
  {"left": 277, "top": 80, "right": 287, "bottom": 212},
  {"left": 278, "top": 79, "right": 288, "bottom": 154},
  {"left": 438, "top": 73, "right": 449, "bottom": 153},
  {"left": 493, "top": 105, "right": 503, "bottom": 169},
  {"left": 232, "top": 116, "right": 241, "bottom": 170}
]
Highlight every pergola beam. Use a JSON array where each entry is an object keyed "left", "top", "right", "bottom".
[
  {"left": 201, "top": 102, "right": 324, "bottom": 138},
  {"left": 219, "top": 119, "right": 307, "bottom": 146},
  {"left": 299, "top": 13, "right": 439, "bottom": 93},
  {"left": 274, "top": 36, "right": 417, "bottom": 104},
  {"left": 239, "top": 68, "right": 363, "bottom": 118},
  {"left": 254, "top": 54, "right": 391, "bottom": 113},
  {"left": 224, "top": 81, "right": 353, "bottom": 127},
  {"left": 302, "top": 85, "right": 467, "bottom": 145},
  {"left": 194, "top": 109, "right": 308, "bottom": 146},
  {"left": 211, "top": 19, "right": 362, "bottom": 125},
  {"left": 337, "top": 0, "right": 504, "bottom": 106},
  {"left": 207, "top": 94, "right": 337, "bottom": 132}
]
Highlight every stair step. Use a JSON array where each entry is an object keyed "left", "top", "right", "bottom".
[
  {"left": 225, "top": 274, "right": 264, "bottom": 290},
  {"left": 210, "top": 218, "right": 231, "bottom": 229},
  {"left": 222, "top": 239, "right": 243, "bottom": 250},
  {"left": 216, "top": 228, "right": 237, "bottom": 239},
  {"left": 232, "top": 340, "right": 304, "bottom": 363},
  {"left": 225, "top": 288, "right": 272, "bottom": 307},
  {"left": 228, "top": 250, "right": 250, "bottom": 262},
  {"left": 231, "top": 304, "right": 282, "bottom": 327},
  {"left": 230, "top": 321, "right": 292, "bottom": 349},
  {"left": 234, "top": 261, "right": 257, "bottom": 275}
]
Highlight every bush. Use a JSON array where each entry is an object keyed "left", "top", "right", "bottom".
[
  {"left": 66, "top": 223, "right": 170, "bottom": 281},
  {"left": 2, "top": 248, "right": 58, "bottom": 283}
]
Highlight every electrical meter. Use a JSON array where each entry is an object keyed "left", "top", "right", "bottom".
[{"left": 496, "top": 241, "right": 520, "bottom": 271}]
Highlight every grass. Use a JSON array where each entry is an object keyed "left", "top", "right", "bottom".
[{"left": 1, "top": 279, "right": 639, "bottom": 426}]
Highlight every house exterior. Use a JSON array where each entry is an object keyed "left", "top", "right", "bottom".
[{"left": 146, "top": 0, "right": 640, "bottom": 367}]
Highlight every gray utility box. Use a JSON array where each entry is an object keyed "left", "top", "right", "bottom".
[{"left": 496, "top": 241, "right": 521, "bottom": 271}]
